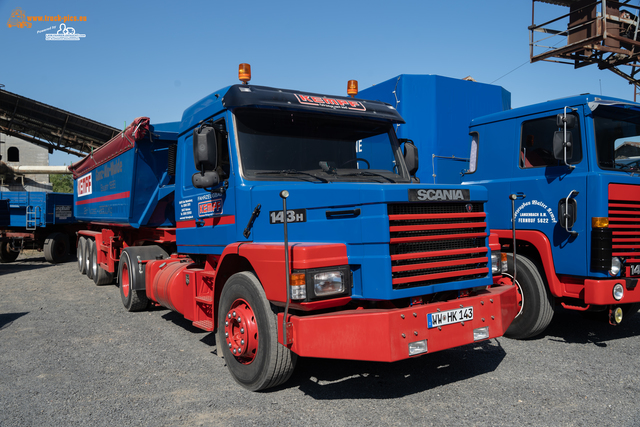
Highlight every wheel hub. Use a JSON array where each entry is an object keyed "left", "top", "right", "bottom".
[
  {"left": 122, "top": 263, "right": 130, "bottom": 298},
  {"left": 224, "top": 299, "right": 258, "bottom": 364}
]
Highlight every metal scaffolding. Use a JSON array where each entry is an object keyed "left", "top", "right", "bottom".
[
  {"left": 0, "top": 88, "right": 120, "bottom": 156},
  {"left": 530, "top": 0, "right": 640, "bottom": 96}
]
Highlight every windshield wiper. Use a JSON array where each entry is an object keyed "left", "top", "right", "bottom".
[
  {"left": 255, "top": 169, "right": 329, "bottom": 183},
  {"left": 613, "top": 161, "right": 640, "bottom": 176},
  {"left": 340, "top": 171, "right": 397, "bottom": 183}
]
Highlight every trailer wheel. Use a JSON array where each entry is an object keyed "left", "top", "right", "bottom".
[
  {"left": 118, "top": 250, "right": 149, "bottom": 312},
  {"left": 44, "top": 232, "right": 69, "bottom": 263},
  {"left": 88, "top": 240, "right": 112, "bottom": 285},
  {"left": 217, "top": 272, "right": 296, "bottom": 391},
  {"left": 77, "top": 236, "right": 87, "bottom": 274},
  {"left": 0, "top": 241, "right": 19, "bottom": 263},
  {"left": 503, "top": 253, "right": 554, "bottom": 339},
  {"left": 86, "top": 239, "right": 95, "bottom": 280}
]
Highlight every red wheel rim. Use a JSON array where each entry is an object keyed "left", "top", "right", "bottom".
[
  {"left": 224, "top": 298, "right": 258, "bottom": 364},
  {"left": 122, "top": 263, "right": 130, "bottom": 298},
  {"left": 512, "top": 278, "right": 524, "bottom": 318}
]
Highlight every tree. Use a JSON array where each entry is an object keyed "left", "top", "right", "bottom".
[{"left": 50, "top": 174, "right": 73, "bottom": 193}]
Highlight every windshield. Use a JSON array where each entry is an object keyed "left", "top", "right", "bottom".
[
  {"left": 234, "top": 108, "right": 410, "bottom": 183},
  {"left": 594, "top": 105, "right": 640, "bottom": 174}
]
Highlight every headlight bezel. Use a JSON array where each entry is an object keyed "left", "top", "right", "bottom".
[{"left": 292, "top": 265, "right": 352, "bottom": 302}]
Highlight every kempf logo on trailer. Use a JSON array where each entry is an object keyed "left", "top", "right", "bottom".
[{"left": 77, "top": 173, "right": 92, "bottom": 197}]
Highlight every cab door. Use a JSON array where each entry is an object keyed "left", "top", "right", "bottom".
[
  {"left": 175, "top": 113, "right": 236, "bottom": 255},
  {"left": 510, "top": 105, "right": 588, "bottom": 277}
]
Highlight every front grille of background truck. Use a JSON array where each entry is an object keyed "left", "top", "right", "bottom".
[
  {"left": 609, "top": 184, "right": 640, "bottom": 274},
  {"left": 388, "top": 203, "right": 489, "bottom": 290}
]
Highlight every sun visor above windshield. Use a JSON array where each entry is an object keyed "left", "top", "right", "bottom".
[
  {"left": 588, "top": 99, "right": 640, "bottom": 112},
  {"left": 222, "top": 84, "right": 405, "bottom": 124}
]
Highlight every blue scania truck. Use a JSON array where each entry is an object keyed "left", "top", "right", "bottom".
[
  {"left": 360, "top": 74, "right": 640, "bottom": 339},
  {"left": 68, "top": 65, "right": 516, "bottom": 390}
]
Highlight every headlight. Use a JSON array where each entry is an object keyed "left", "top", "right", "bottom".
[
  {"left": 473, "top": 326, "right": 490, "bottom": 341},
  {"left": 293, "top": 265, "right": 352, "bottom": 301},
  {"left": 313, "top": 271, "right": 345, "bottom": 296},
  {"left": 613, "top": 283, "right": 624, "bottom": 301},
  {"left": 491, "top": 253, "right": 500, "bottom": 274},
  {"left": 491, "top": 252, "right": 508, "bottom": 275},
  {"left": 610, "top": 257, "right": 623, "bottom": 277},
  {"left": 408, "top": 339, "right": 428, "bottom": 356},
  {"left": 612, "top": 306, "right": 623, "bottom": 324}
]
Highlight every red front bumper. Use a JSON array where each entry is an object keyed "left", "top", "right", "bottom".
[
  {"left": 584, "top": 278, "right": 640, "bottom": 305},
  {"left": 278, "top": 284, "right": 517, "bottom": 362}
]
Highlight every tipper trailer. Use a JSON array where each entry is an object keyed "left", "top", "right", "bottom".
[
  {"left": 360, "top": 74, "right": 640, "bottom": 339},
  {"left": 0, "top": 190, "right": 77, "bottom": 263},
  {"left": 69, "top": 65, "right": 517, "bottom": 390}
]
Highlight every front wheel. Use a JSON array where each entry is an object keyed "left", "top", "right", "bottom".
[
  {"left": 217, "top": 272, "right": 296, "bottom": 391},
  {"left": 503, "top": 253, "right": 554, "bottom": 339}
]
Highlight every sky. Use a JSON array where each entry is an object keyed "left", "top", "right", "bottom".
[{"left": 2, "top": 0, "right": 640, "bottom": 166}]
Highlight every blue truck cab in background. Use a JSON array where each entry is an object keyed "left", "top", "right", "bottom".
[{"left": 360, "top": 74, "right": 640, "bottom": 338}]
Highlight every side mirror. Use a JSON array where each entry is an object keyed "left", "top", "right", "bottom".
[
  {"left": 192, "top": 171, "right": 220, "bottom": 189},
  {"left": 553, "top": 130, "right": 573, "bottom": 161},
  {"left": 193, "top": 126, "right": 217, "bottom": 172},
  {"left": 402, "top": 139, "right": 419, "bottom": 176},
  {"left": 557, "top": 113, "right": 576, "bottom": 129}
]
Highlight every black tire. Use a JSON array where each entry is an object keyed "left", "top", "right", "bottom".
[
  {"left": 504, "top": 253, "right": 555, "bottom": 339},
  {"left": 0, "top": 241, "right": 19, "bottom": 263},
  {"left": 118, "top": 250, "right": 149, "bottom": 312},
  {"left": 86, "top": 239, "right": 95, "bottom": 280},
  {"left": 217, "top": 272, "right": 296, "bottom": 391},
  {"left": 43, "top": 232, "right": 69, "bottom": 263},
  {"left": 93, "top": 255, "right": 114, "bottom": 286},
  {"left": 77, "top": 236, "right": 87, "bottom": 274}
]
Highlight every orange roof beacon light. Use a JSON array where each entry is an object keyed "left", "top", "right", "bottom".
[
  {"left": 347, "top": 80, "right": 358, "bottom": 97},
  {"left": 239, "top": 63, "right": 251, "bottom": 84}
]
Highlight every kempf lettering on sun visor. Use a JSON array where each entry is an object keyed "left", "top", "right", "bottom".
[
  {"left": 408, "top": 189, "right": 470, "bottom": 201},
  {"left": 294, "top": 94, "right": 366, "bottom": 111}
]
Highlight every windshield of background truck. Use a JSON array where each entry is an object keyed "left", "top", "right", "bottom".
[
  {"left": 594, "top": 105, "right": 640, "bottom": 173},
  {"left": 234, "top": 108, "right": 410, "bottom": 183}
]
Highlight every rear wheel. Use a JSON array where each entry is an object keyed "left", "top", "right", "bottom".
[
  {"left": 504, "top": 254, "right": 554, "bottom": 339},
  {"left": 0, "top": 241, "right": 19, "bottom": 263},
  {"left": 90, "top": 238, "right": 113, "bottom": 285},
  {"left": 118, "top": 250, "right": 149, "bottom": 311},
  {"left": 77, "top": 236, "right": 87, "bottom": 274},
  {"left": 44, "top": 232, "right": 69, "bottom": 263},
  {"left": 86, "top": 239, "right": 95, "bottom": 280},
  {"left": 217, "top": 272, "right": 296, "bottom": 391}
]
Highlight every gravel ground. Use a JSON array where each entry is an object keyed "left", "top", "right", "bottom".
[{"left": 2, "top": 251, "right": 640, "bottom": 426}]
